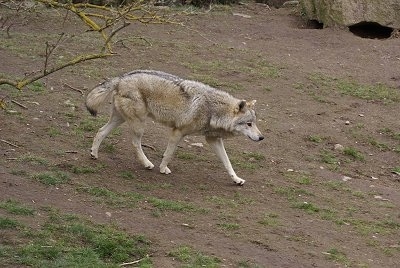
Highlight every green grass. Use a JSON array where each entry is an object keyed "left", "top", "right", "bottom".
[
  {"left": 0, "top": 216, "right": 20, "bottom": 229},
  {"left": 296, "top": 175, "right": 312, "bottom": 185},
  {"left": 273, "top": 186, "right": 314, "bottom": 201},
  {"left": 47, "top": 126, "right": 62, "bottom": 137},
  {"left": 230, "top": 151, "right": 265, "bottom": 170},
  {"left": 119, "top": 170, "right": 136, "bottom": 180},
  {"left": 147, "top": 197, "right": 199, "bottom": 213},
  {"left": 28, "top": 81, "right": 46, "bottom": 92},
  {"left": 71, "top": 164, "right": 103, "bottom": 174},
  {"left": 32, "top": 171, "right": 70, "bottom": 186},
  {"left": 346, "top": 218, "right": 400, "bottom": 236},
  {"left": 393, "top": 166, "right": 400, "bottom": 174},
  {"left": 19, "top": 153, "right": 49, "bottom": 166},
  {"left": 292, "top": 202, "right": 320, "bottom": 214},
  {"left": 0, "top": 200, "right": 35, "bottom": 216},
  {"left": 343, "top": 147, "right": 365, "bottom": 161},
  {"left": 217, "top": 222, "right": 240, "bottom": 231},
  {"left": 258, "top": 212, "right": 280, "bottom": 227},
  {"left": 77, "top": 186, "right": 143, "bottom": 207},
  {"left": 168, "top": 245, "right": 221, "bottom": 267},
  {"left": 308, "top": 135, "right": 324, "bottom": 143},
  {"left": 306, "top": 73, "right": 400, "bottom": 103},
  {"left": 368, "top": 138, "right": 390, "bottom": 151},
  {"left": 380, "top": 128, "right": 400, "bottom": 140},
  {"left": 323, "top": 180, "right": 348, "bottom": 192},
  {"left": 325, "top": 248, "right": 350, "bottom": 266},
  {"left": 0, "top": 210, "right": 151, "bottom": 267},
  {"left": 319, "top": 149, "right": 340, "bottom": 170}
]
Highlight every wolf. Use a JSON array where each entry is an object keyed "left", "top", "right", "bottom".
[{"left": 85, "top": 70, "right": 264, "bottom": 185}]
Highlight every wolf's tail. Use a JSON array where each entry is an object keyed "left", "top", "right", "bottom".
[{"left": 85, "top": 77, "right": 120, "bottom": 116}]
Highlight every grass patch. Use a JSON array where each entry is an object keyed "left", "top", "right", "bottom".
[
  {"left": 380, "top": 128, "right": 400, "bottom": 140},
  {"left": 0, "top": 210, "right": 151, "bottom": 267},
  {"left": 307, "top": 73, "right": 400, "bottom": 103},
  {"left": 19, "top": 153, "right": 49, "bottom": 166},
  {"left": 296, "top": 175, "right": 312, "bottom": 185},
  {"left": 292, "top": 202, "right": 320, "bottom": 214},
  {"left": 168, "top": 246, "right": 221, "bottom": 267},
  {"left": 258, "top": 212, "right": 280, "bottom": 227},
  {"left": 368, "top": 138, "right": 390, "bottom": 151},
  {"left": 273, "top": 186, "right": 314, "bottom": 201},
  {"left": 230, "top": 151, "right": 265, "bottom": 170},
  {"left": 32, "top": 171, "right": 70, "bottom": 186},
  {"left": 0, "top": 200, "right": 35, "bottom": 216},
  {"left": 343, "top": 147, "right": 365, "bottom": 161},
  {"left": 119, "top": 170, "right": 136, "bottom": 180},
  {"left": 77, "top": 186, "right": 143, "bottom": 207},
  {"left": 217, "top": 222, "right": 240, "bottom": 231},
  {"left": 176, "top": 151, "right": 201, "bottom": 160},
  {"left": 308, "top": 135, "right": 324, "bottom": 143},
  {"left": 147, "top": 197, "right": 199, "bottom": 213},
  {"left": 28, "top": 81, "right": 46, "bottom": 92},
  {"left": 319, "top": 149, "right": 340, "bottom": 170},
  {"left": 346, "top": 218, "right": 400, "bottom": 236},
  {"left": 0, "top": 216, "right": 20, "bottom": 229},
  {"left": 393, "top": 166, "right": 400, "bottom": 174},
  {"left": 47, "top": 126, "right": 62, "bottom": 137},
  {"left": 324, "top": 248, "right": 350, "bottom": 266},
  {"left": 71, "top": 164, "right": 103, "bottom": 174}
]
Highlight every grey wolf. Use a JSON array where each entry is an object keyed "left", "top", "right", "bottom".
[{"left": 85, "top": 70, "right": 264, "bottom": 185}]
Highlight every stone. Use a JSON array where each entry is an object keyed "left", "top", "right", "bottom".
[{"left": 300, "top": 0, "right": 400, "bottom": 29}]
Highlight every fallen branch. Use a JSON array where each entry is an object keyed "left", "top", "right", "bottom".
[
  {"left": 63, "top": 83, "right": 84, "bottom": 95},
  {"left": 1, "top": 139, "right": 19, "bottom": 148},
  {"left": 119, "top": 255, "right": 149, "bottom": 267},
  {"left": 11, "top": 100, "right": 27, "bottom": 109},
  {"left": 142, "top": 144, "right": 156, "bottom": 151}
]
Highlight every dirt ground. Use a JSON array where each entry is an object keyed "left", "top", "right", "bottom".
[{"left": 1, "top": 2, "right": 399, "bottom": 267}]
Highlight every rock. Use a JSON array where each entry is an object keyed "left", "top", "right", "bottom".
[
  {"left": 334, "top": 144, "right": 344, "bottom": 151},
  {"left": 300, "top": 0, "right": 400, "bottom": 29},
  {"left": 342, "top": 176, "right": 352, "bottom": 182},
  {"left": 256, "top": 0, "right": 288, "bottom": 8},
  {"left": 233, "top": 13, "right": 252, "bottom": 18}
]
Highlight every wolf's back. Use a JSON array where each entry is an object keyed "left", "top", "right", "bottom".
[{"left": 85, "top": 77, "right": 119, "bottom": 116}]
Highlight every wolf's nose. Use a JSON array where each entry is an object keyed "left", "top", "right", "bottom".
[{"left": 259, "top": 136, "right": 264, "bottom": 141}]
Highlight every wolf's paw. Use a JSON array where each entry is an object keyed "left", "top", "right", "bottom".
[
  {"left": 90, "top": 151, "right": 98, "bottom": 159},
  {"left": 232, "top": 176, "right": 245, "bottom": 186},
  {"left": 160, "top": 166, "right": 171, "bottom": 174},
  {"left": 144, "top": 162, "right": 154, "bottom": 170}
]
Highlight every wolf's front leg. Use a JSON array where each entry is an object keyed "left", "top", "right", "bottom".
[
  {"left": 160, "top": 129, "right": 183, "bottom": 174},
  {"left": 206, "top": 137, "right": 245, "bottom": 185}
]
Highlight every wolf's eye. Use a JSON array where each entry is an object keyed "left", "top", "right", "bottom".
[{"left": 247, "top": 122, "right": 252, "bottom": 127}]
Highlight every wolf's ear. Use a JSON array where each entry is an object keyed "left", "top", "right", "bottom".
[
  {"left": 247, "top": 100, "right": 257, "bottom": 109},
  {"left": 235, "top": 100, "right": 246, "bottom": 113}
]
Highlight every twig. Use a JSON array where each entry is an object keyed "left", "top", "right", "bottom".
[
  {"left": 63, "top": 83, "right": 84, "bottom": 95},
  {"left": 65, "top": 150, "right": 78, "bottom": 154},
  {"left": 11, "top": 100, "right": 27, "bottom": 109},
  {"left": 119, "top": 255, "right": 149, "bottom": 267},
  {"left": 1, "top": 139, "right": 19, "bottom": 148},
  {"left": 142, "top": 144, "right": 156, "bottom": 151}
]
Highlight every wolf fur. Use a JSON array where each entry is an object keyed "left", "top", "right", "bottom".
[{"left": 86, "top": 70, "right": 264, "bottom": 185}]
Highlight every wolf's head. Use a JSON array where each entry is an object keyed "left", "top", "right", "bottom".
[{"left": 233, "top": 100, "right": 264, "bottom": 141}]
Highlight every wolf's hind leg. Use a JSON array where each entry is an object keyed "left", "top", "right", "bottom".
[
  {"left": 206, "top": 137, "right": 245, "bottom": 185},
  {"left": 160, "top": 129, "right": 183, "bottom": 174},
  {"left": 129, "top": 120, "right": 154, "bottom": 170},
  {"left": 91, "top": 108, "right": 124, "bottom": 159}
]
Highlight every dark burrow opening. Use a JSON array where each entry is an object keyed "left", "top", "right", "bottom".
[
  {"left": 305, "top": 19, "right": 324, "bottom": 29},
  {"left": 349, "top": 21, "right": 393, "bottom": 39}
]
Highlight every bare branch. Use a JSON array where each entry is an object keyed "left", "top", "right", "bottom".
[{"left": 1, "top": 0, "right": 178, "bottom": 90}]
